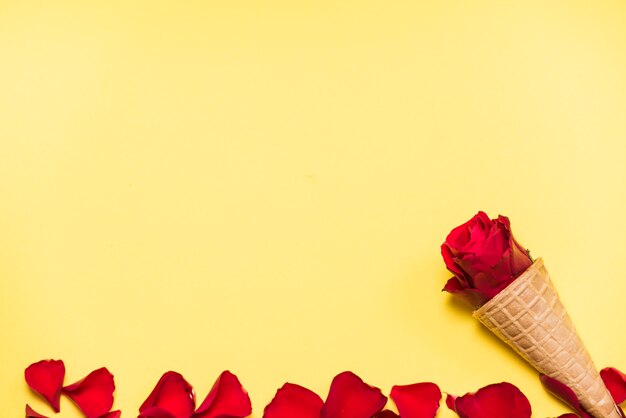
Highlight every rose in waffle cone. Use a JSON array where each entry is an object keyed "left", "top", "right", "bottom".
[
  {"left": 441, "top": 212, "right": 623, "bottom": 418},
  {"left": 473, "top": 258, "right": 622, "bottom": 418}
]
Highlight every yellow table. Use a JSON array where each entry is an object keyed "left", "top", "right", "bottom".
[{"left": 1, "top": 1, "right": 625, "bottom": 416}]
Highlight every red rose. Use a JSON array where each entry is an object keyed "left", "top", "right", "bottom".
[{"left": 441, "top": 211, "right": 532, "bottom": 308}]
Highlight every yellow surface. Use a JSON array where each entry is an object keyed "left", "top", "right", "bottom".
[{"left": 1, "top": 1, "right": 626, "bottom": 416}]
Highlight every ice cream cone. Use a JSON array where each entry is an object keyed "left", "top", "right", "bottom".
[{"left": 473, "top": 258, "right": 622, "bottom": 418}]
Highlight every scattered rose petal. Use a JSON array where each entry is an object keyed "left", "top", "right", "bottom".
[
  {"left": 192, "top": 370, "right": 252, "bottom": 418},
  {"left": 25, "top": 359, "right": 65, "bottom": 412},
  {"left": 26, "top": 404, "right": 49, "bottom": 418},
  {"left": 100, "top": 411, "right": 122, "bottom": 418},
  {"left": 539, "top": 374, "right": 591, "bottom": 418},
  {"left": 601, "top": 368, "right": 626, "bottom": 404},
  {"left": 139, "top": 372, "right": 196, "bottom": 418},
  {"left": 139, "top": 407, "right": 178, "bottom": 418},
  {"left": 375, "top": 411, "right": 400, "bottom": 418},
  {"left": 390, "top": 382, "right": 441, "bottom": 418},
  {"left": 321, "top": 371, "right": 387, "bottom": 418},
  {"left": 557, "top": 415, "right": 580, "bottom": 418},
  {"left": 445, "top": 394, "right": 457, "bottom": 412},
  {"left": 263, "top": 383, "right": 324, "bottom": 418},
  {"left": 453, "top": 382, "right": 531, "bottom": 418},
  {"left": 63, "top": 367, "right": 116, "bottom": 418}
]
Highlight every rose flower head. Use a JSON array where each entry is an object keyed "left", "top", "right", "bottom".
[{"left": 441, "top": 211, "right": 532, "bottom": 308}]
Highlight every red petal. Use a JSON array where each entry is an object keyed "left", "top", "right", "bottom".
[
  {"left": 63, "top": 367, "right": 116, "bottom": 418},
  {"left": 390, "top": 382, "right": 441, "bottom": 418},
  {"left": 375, "top": 411, "right": 399, "bottom": 418},
  {"left": 263, "top": 383, "right": 324, "bottom": 418},
  {"left": 100, "top": 412, "right": 122, "bottom": 418},
  {"left": 539, "top": 374, "right": 591, "bottom": 418},
  {"left": 454, "top": 382, "right": 531, "bottom": 418},
  {"left": 445, "top": 212, "right": 490, "bottom": 251},
  {"left": 192, "top": 371, "right": 252, "bottom": 418},
  {"left": 139, "top": 407, "right": 178, "bottom": 418},
  {"left": 441, "top": 245, "right": 467, "bottom": 282},
  {"left": 25, "top": 359, "right": 65, "bottom": 412},
  {"left": 139, "top": 372, "right": 196, "bottom": 418},
  {"left": 601, "top": 368, "right": 626, "bottom": 404},
  {"left": 445, "top": 394, "right": 457, "bottom": 412},
  {"left": 473, "top": 226, "right": 508, "bottom": 266},
  {"left": 26, "top": 405, "right": 49, "bottom": 418},
  {"left": 321, "top": 371, "right": 387, "bottom": 418},
  {"left": 557, "top": 415, "right": 581, "bottom": 418},
  {"left": 497, "top": 215, "right": 533, "bottom": 276},
  {"left": 442, "top": 278, "right": 489, "bottom": 308},
  {"left": 442, "top": 276, "right": 465, "bottom": 293}
]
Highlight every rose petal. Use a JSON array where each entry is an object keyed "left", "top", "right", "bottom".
[
  {"left": 442, "top": 278, "right": 489, "bottom": 308},
  {"left": 192, "top": 370, "right": 252, "bottom": 418},
  {"left": 471, "top": 270, "right": 510, "bottom": 301},
  {"left": 454, "top": 382, "right": 531, "bottom": 418},
  {"left": 497, "top": 215, "right": 532, "bottom": 276},
  {"left": 25, "top": 359, "right": 65, "bottom": 412},
  {"left": 321, "top": 371, "right": 387, "bottom": 418},
  {"left": 442, "top": 276, "right": 466, "bottom": 293},
  {"left": 601, "top": 367, "right": 626, "bottom": 404},
  {"left": 63, "top": 367, "right": 116, "bottom": 418},
  {"left": 26, "top": 405, "right": 49, "bottom": 418},
  {"left": 557, "top": 415, "right": 581, "bottom": 418},
  {"left": 139, "top": 372, "right": 196, "bottom": 418},
  {"left": 100, "top": 411, "right": 122, "bottom": 418},
  {"left": 474, "top": 227, "right": 508, "bottom": 267},
  {"left": 471, "top": 268, "right": 501, "bottom": 290},
  {"left": 139, "top": 407, "right": 178, "bottom": 418},
  {"left": 445, "top": 394, "right": 457, "bottom": 412},
  {"left": 456, "top": 254, "right": 506, "bottom": 290},
  {"left": 444, "top": 221, "right": 472, "bottom": 251},
  {"left": 539, "top": 374, "right": 591, "bottom": 418},
  {"left": 263, "top": 383, "right": 324, "bottom": 418},
  {"left": 441, "top": 245, "right": 469, "bottom": 284},
  {"left": 375, "top": 411, "right": 399, "bottom": 418},
  {"left": 390, "top": 382, "right": 441, "bottom": 418},
  {"left": 445, "top": 211, "right": 491, "bottom": 252},
  {"left": 465, "top": 221, "right": 491, "bottom": 255}
]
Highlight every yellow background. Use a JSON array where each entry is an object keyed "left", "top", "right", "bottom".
[{"left": 1, "top": 1, "right": 626, "bottom": 416}]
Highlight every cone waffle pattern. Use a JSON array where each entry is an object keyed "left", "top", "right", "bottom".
[{"left": 473, "top": 258, "right": 621, "bottom": 418}]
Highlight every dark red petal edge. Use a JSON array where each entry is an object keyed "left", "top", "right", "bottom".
[
  {"left": 99, "top": 411, "right": 122, "bottom": 418},
  {"left": 601, "top": 367, "right": 626, "bottom": 405},
  {"left": 139, "top": 406, "right": 178, "bottom": 418},
  {"left": 445, "top": 394, "right": 457, "bottom": 412},
  {"left": 539, "top": 374, "right": 591, "bottom": 418},
  {"left": 321, "top": 371, "right": 388, "bottom": 418},
  {"left": 139, "top": 371, "right": 196, "bottom": 418},
  {"left": 263, "top": 382, "right": 324, "bottom": 418},
  {"left": 192, "top": 370, "right": 252, "bottom": 418},
  {"left": 442, "top": 278, "right": 490, "bottom": 309},
  {"left": 25, "top": 359, "right": 65, "bottom": 413},
  {"left": 375, "top": 411, "right": 400, "bottom": 418},
  {"left": 390, "top": 382, "right": 441, "bottom": 418},
  {"left": 63, "top": 367, "right": 116, "bottom": 418},
  {"left": 26, "top": 404, "right": 49, "bottom": 418},
  {"left": 454, "top": 382, "right": 532, "bottom": 418}
]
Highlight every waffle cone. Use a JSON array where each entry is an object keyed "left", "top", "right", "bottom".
[{"left": 473, "top": 258, "right": 621, "bottom": 418}]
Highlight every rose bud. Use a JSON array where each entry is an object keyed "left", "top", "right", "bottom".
[{"left": 441, "top": 211, "right": 532, "bottom": 308}]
